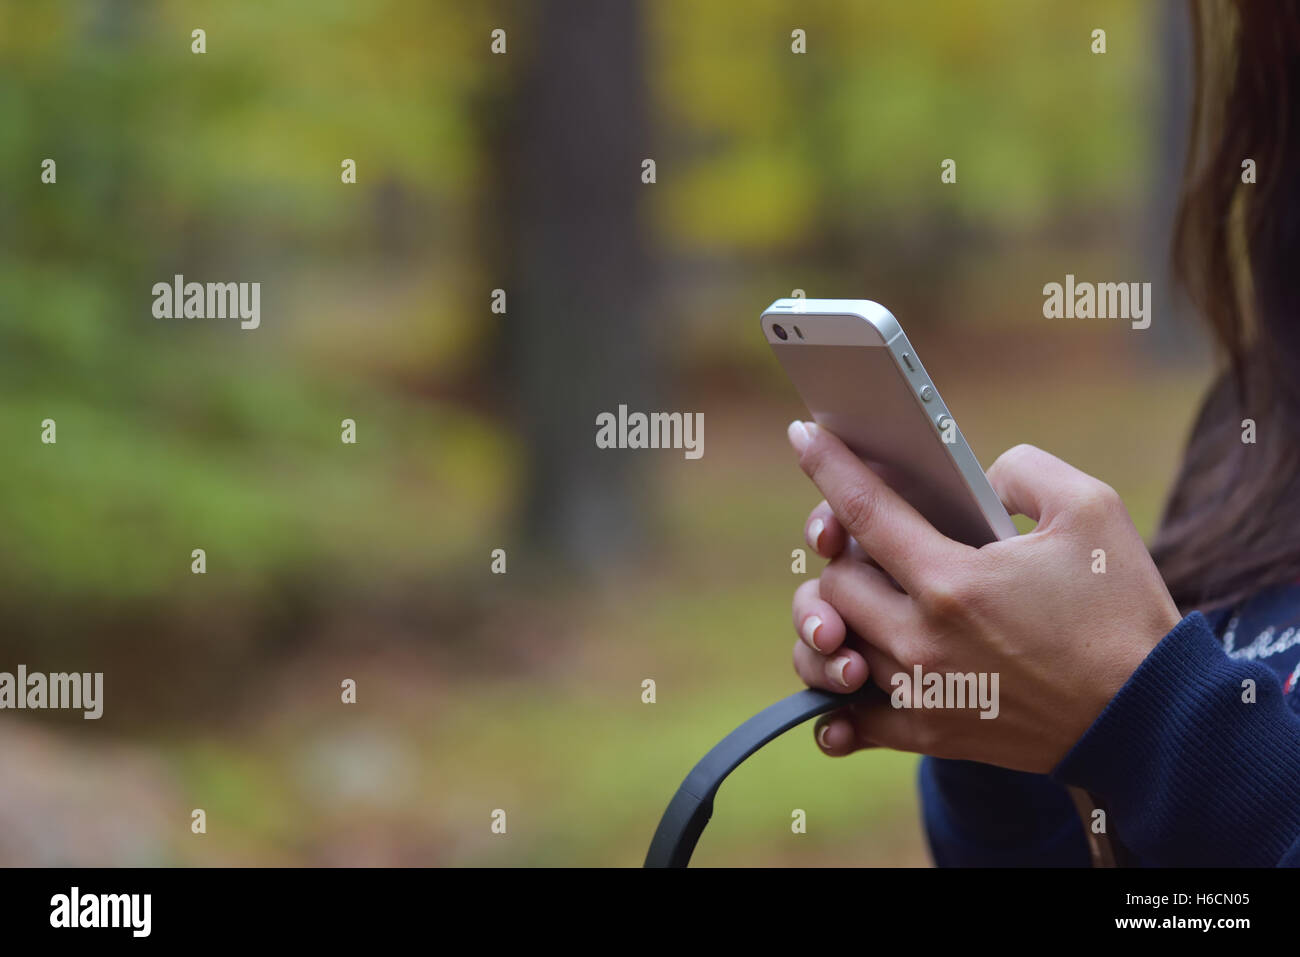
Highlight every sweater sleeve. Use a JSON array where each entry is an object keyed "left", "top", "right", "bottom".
[
  {"left": 919, "top": 757, "right": 1090, "bottom": 866},
  {"left": 1052, "top": 611, "right": 1300, "bottom": 866}
]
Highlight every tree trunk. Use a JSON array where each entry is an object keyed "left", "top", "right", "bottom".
[{"left": 502, "top": 0, "right": 657, "bottom": 572}]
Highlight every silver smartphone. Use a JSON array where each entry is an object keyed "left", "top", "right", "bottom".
[{"left": 761, "top": 298, "right": 1016, "bottom": 547}]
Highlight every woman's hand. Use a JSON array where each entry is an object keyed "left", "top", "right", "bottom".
[{"left": 787, "top": 420, "right": 1182, "bottom": 774}]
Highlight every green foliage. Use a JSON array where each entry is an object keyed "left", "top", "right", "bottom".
[
  {"left": 0, "top": 0, "right": 514, "bottom": 612},
  {"left": 653, "top": 0, "right": 1149, "bottom": 250}
]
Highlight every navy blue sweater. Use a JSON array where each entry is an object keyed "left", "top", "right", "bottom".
[{"left": 919, "top": 581, "right": 1300, "bottom": 866}]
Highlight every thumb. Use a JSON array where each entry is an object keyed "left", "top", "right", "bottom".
[{"left": 985, "top": 444, "right": 1094, "bottom": 525}]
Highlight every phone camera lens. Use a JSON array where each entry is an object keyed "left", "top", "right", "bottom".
[{"left": 773, "top": 324, "right": 788, "bottom": 340}]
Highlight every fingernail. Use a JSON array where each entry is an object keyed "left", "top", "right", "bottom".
[
  {"left": 828, "top": 656, "right": 851, "bottom": 688},
  {"left": 817, "top": 723, "right": 833, "bottom": 750},
  {"left": 801, "top": 615, "right": 823, "bottom": 651},
  {"left": 806, "top": 517, "right": 825, "bottom": 551},
  {"left": 787, "top": 420, "right": 812, "bottom": 453}
]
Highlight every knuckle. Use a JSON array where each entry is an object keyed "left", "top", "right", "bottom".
[
  {"left": 792, "top": 577, "right": 819, "bottom": 608},
  {"left": 792, "top": 640, "right": 808, "bottom": 678},
  {"left": 1078, "top": 481, "right": 1124, "bottom": 518},
  {"left": 1002, "top": 443, "right": 1038, "bottom": 466},
  {"left": 835, "top": 483, "right": 880, "bottom": 537},
  {"left": 920, "top": 572, "right": 970, "bottom": 621},
  {"left": 798, "top": 437, "right": 828, "bottom": 477},
  {"left": 908, "top": 638, "right": 946, "bottom": 675},
  {"left": 991, "top": 443, "right": 1037, "bottom": 475},
  {"left": 1097, "top": 481, "right": 1124, "bottom": 511},
  {"left": 817, "top": 561, "right": 846, "bottom": 608}
]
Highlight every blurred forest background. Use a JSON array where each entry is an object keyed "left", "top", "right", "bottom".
[{"left": 0, "top": 0, "right": 1209, "bottom": 865}]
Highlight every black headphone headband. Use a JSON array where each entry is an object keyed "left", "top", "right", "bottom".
[
  {"left": 644, "top": 686, "right": 1119, "bottom": 868},
  {"left": 644, "top": 687, "right": 870, "bottom": 867}
]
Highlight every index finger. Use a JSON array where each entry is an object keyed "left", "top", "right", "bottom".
[{"left": 787, "top": 420, "right": 967, "bottom": 592}]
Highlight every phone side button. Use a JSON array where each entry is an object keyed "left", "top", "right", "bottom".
[{"left": 919, "top": 384, "right": 935, "bottom": 402}]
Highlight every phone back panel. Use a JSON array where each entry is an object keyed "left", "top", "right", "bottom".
[{"left": 762, "top": 301, "right": 1015, "bottom": 548}]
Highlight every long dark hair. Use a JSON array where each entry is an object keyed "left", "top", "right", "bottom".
[{"left": 1152, "top": 1, "right": 1300, "bottom": 612}]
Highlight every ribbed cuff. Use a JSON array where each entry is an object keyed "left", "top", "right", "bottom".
[
  {"left": 920, "top": 757, "right": 1089, "bottom": 867},
  {"left": 1052, "top": 612, "right": 1300, "bottom": 866}
]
